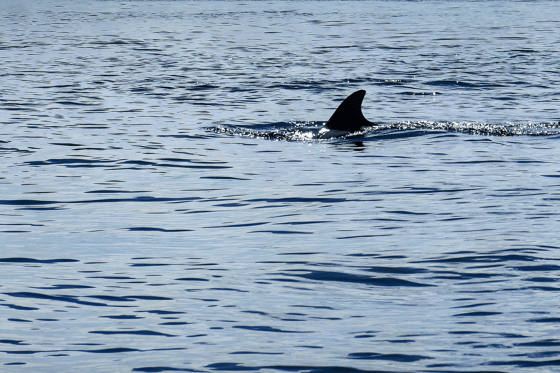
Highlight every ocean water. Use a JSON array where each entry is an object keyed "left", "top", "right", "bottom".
[{"left": 2, "top": 1, "right": 560, "bottom": 372}]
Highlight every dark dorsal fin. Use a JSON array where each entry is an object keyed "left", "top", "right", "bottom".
[{"left": 326, "top": 90, "right": 375, "bottom": 132}]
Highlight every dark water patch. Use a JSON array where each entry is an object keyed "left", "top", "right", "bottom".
[
  {"left": 453, "top": 311, "right": 502, "bottom": 317},
  {"left": 429, "top": 271, "right": 505, "bottom": 281},
  {"left": 356, "top": 187, "right": 479, "bottom": 196},
  {"left": 527, "top": 317, "right": 560, "bottom": 323},
  {"left": 488, "top": 359, "right": 560, "bottom": 368},
  {"left": 86, "top": 189, "right": 151, "bottom": 194},
  {"left": 275, "top": 220, "right": 334, "bottom": 225},
  {"left": 31, "top": 284, "right": 94, "bottom": 290},
  {"left": 0, "top": 196, "right": 200, "bottom": 206},
  {"left": 0, "top": 257, "right": 79, "bottom": 264},
  {"left": 87, "top": 275, "right": 135, "bottom": 280},
  {"left": 129, "top": 296, "right": 173, "bottom": 301},
  {"left": 137, "top": 310, "right": 186, "bottom": 315},
  {"left": 200, "top": 176, "right": 250, "bottom": 180},
  {"left": 292, "top": 305, "right": 337, "bottom": 311},
  {"left": 56, "top": 101, "right": 98, "bottom": 106},
  {"left": 49, "top": 142, "right": 85, "bottom": 147},
  {"left": 279, "top": 270, "right": 433, "bottom": 287},
  {"left": 0, "top": 199, "right": 59, "bottom": 206},
  {"left": 0, "top": 104, "right": 39, "bottom": 112},
  {"left": 138, "top": 161, "right": 231, "bottom": 170},
  {"left": 210, "top": 288, "right": 249, "bottom": 293},
  {"left": 213, "top": 202, "right": 250, "bottom": 208},
  {"left": 362, "top": 266, "right": 428, "bottom": 275},
  {"left": 311, "top": 316, "right": 341, "bottom": 321},
  {"left": 206, "top": 222, "right": 268, "bottom": 229},
  {"left": 513, "top": 264, "right": 560, "bottom": 272},
  {"left": 348, "top": 352, "right": 433, "bottom": 362},
  {"left": 36, "top": 83, "right": 80, "bottom": 89},
  {"left": 159, "top": 157, "right": 228, "bottom": 165},
  {"left": 157, "top": 134, "right": 216, "bottom": 141},
  {"left": 125, "top": 227, "right": 193, "bottom": 232},
  {"left": 415, "top": 252, "right": 539, "bottom": 265},
  {"left": 0, "top": 303, "right": 39, "bottom": 311},
  {"left": 346, "top": 253, "right": 382, "bottom": 258},
  {"left": 518, "top": 285, "right": 560, "bottom": 292},
  {"left": 2, "top": 347, "right": 185, "bottom": 356},
  {"left": 247, "top": 197, "right": 347, "bottom": 204},
  {"left": 448, "top": 331, "right": 528, "bottom": 339},
  {"left": 266, "top": 278, "right": 302, "bottom": 283},
  {"left": 450, "top": 159, "right": 508, "bottom": 165},
  {"left": 233, "top": 326, "right": 310, "bottom": 333},
  {"left": 514, "top": 339, "right": 560, "bottom": 347},
  {"left": 175, "top": 277, "right": 209, "bottom": 281},
  {"left": 453, "top": 302, "right": 496, "bottom": 309},
  {"left": 4, "top": 292, "right": 115, "bottom": 307},
  {"left": 0, "top": 340, "right": 28, "bottom": 346},
  {"left": 86, "top": 347, "right": 141, "bottom": 353},
  {"left": 510, "top": 351, "right": 560, "bottom": 359},
  {"left": 90, "top": 39, "right": 132, "bottom": 46},
  {"left": 384, "top": 210, "right": 429, "bottom": 216},
  {"left": 89, "top": 330, "right": 177, "bottom": 337},
  {"left": 0, "top": 349, "right": 54, "bottom": 355},
  {"left": 205, "top": 363, "right": 387, "bottom": 372},
  {"left": 190, "top": 298, "right": 219, "bottom": 302},
  {"left": 242, "top": 310, "right": 269, "bottom": 316},
  {"left": 385, "top": 339, "right": 414, "bottom": 344},
  {"left": 85, "top": 295, "right": 172, "bottom": 302},
  {"left": 13, "top": 206, "right": 61, "bottom": 211},
  {"left": 69, "top": 123, "right": 110, "bottom": 129},
  {"left": 0, "top": 145, "right": 33, "bottom": 154},
  {"left": 189, "top": 83, "right": 220, "bottom": 91},
  {"left": 278, "top": 252, "right": 322, "bottom": 256},
  {"left": 251, "top": 230, "right": 313, "bottom": 235},
  {"left": 230, "top": 351, "right": 283, "bottom": 355},
  {"left": 1, "top": 223, "right": 44, "bottom": 229},
  {"left": 24, "top": 158, "right": 110, "bottom": 167},
  {"left": 133, "top": 367, "right": 202, "bottom": 372},
  {"left": 425, "top": 79, "right": 504, "bottom": 89},
  {"left": 525, "top": 277, "right": 559, "bottom": 283},
  {"left": 23, "top": 158, "right": 230, "bottom": 170},
  {"left": 100, "top": 314, "right": 145, "bottom": 320}
]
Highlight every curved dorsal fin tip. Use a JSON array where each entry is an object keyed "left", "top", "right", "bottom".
[{"left": 326, "top": 89, "right": 375, "bottom": 133}]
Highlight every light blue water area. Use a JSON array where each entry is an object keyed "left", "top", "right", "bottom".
[{"left": 2, "top": 1, "right": 560, "bottom": 372}]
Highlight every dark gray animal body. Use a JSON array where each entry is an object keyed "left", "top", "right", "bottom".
[{"left": 325, "top": 90, "right": 375, "bottom": 133}]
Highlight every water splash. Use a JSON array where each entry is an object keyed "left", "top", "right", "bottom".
[{"left": 205, "top": 120, "right": 560, "bottom": 141}]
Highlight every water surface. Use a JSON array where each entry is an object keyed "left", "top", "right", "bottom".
[{"left": 2, "top": 1, "right": 560, "bottom": 372}]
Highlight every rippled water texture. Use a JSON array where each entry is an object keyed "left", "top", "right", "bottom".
[{"left": 2, "top": 1, "right": 560, "bottom": 372}]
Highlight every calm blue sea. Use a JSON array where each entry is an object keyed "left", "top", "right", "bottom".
[{"left": 2, "top": 1, "right": 560, "bottom": 372}]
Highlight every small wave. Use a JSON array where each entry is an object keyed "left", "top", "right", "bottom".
[
  {"left": 205, "top": 121, "right": 560, "bottom": 141},
  {"left": 384, "top": 121, "right": 560, "bottom": 137},
  {"left": 205, "top": 121, "right": 328, "bottom": 142}
]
